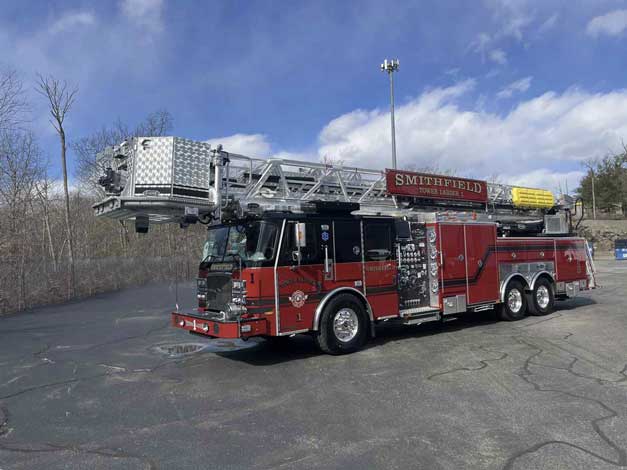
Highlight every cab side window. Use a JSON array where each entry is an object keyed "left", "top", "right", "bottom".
[
  {"left": 334, "top": 220, "right": 362, "bottom": 263},
  {"left": 280, "top": 221, "right": 322, "bottom": 265},
  {"left": 364, "top": 221, "right": 393, "bottom": 261}
]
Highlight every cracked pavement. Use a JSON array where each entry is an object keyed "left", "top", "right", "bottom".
[{"left": 1, "top": 260, "right": 626, "bottom": 469}]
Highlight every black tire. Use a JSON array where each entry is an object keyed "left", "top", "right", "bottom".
[
  {"left": 527, "top": 278, "right": 555, "bottom": 316},
  {"left": 498, "top": 280, "right": 528, "bottom": 321},
  {"left": 314, "top": 293, "right": 369, "bottom": 355}
]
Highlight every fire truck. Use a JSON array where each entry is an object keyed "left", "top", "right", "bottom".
[{"left": 94, "top": 137, "right": 596, "bottom": 354}]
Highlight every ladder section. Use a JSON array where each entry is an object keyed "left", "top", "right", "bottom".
[
  {"left": 221, "top": 153, "right": 393, "bottom": 207},
  {"left": 93, "top": 136, "right": 560, "bottom": 226},
  {"left": 584, "top": 240, "right": 598, "bottom": 288}
]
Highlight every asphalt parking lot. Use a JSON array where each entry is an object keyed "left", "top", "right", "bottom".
[{"left": 1, "top": 259, "right": 626, "bottom": 470}]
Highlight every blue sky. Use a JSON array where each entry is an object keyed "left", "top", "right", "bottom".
[{"left": 2, "top": 0, "right": 627, "bottom": 192}]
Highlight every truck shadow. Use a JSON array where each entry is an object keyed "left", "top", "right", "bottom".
[{"left": 215, "top": 297, "right": 596, "bottom": 366}]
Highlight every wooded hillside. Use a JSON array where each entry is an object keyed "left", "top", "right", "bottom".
[{"left": 0, "top": 69, "right": 205, "bottom": 314}]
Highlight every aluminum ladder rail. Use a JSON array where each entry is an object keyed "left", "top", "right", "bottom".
[
  {"left": 210, "top": 148, "right": 396, "bottom": 213},
  {"left": 93, "top": 137, "right": 558, "bottom": 224},
  {"left": 584, "top": 240, "right": 598, "bottom": 288},
  {"left": 211, "top": 148, "right": 541, "bottom": 212}
]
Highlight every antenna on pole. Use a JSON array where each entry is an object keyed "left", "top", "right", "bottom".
[{"left": 381, "top": 58, "right": 400, "bottom": 169}]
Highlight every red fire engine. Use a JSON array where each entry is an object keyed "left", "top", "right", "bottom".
[{"left": 95, "top": 137, "right": 595, "bottom": 354}]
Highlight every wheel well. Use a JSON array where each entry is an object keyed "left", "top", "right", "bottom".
[
  {"left": 530, "top": 272, "right": 555, "bottom": 292},
  {"left": 312, "top": 288, "right": 373, "bottom": 332},
  {"left": 500, "top": 274, "right": 529, "bottom": 303}
]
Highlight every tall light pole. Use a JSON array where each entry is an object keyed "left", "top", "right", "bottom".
[{"left": 381, "top": 59, "right": 399, "bottom": 169}]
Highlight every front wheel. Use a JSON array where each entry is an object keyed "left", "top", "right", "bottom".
[
  {"left": 527, "top": 278, "right": 555, "bottom": 316},
  {"left": 315, "top": 294, "right": 368, "bottom": 355},
  {"left": 498, "top": 280, "right": 528, "bottom": 321}
]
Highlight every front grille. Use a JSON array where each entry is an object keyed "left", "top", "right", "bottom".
[{"left": 203, "top": 273, "right": 232, "bottom": 312}]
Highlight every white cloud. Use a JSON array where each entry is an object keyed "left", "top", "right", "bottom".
[
  {"left": 502, "top": 169, "right": 586, "bottom": 193},
  {"left": 470, "top": 35, "right": 507, "bottom": 66},
  {"left": 204, "top": 81, "right": 627, "bottom": 192},
  {"left": 205, "top": 133, "right": 272, "bottom": 156},
  {"left": 120, "top": 0, "right": 164, "bottom": 32},
  {"left": 539, "top": 13, "right": 559, "bottom": 33},
  {"left": 489, "top": 49, "right": 508, "bottom": 65},
  {"left": 316, "top": 83, "right": 627, "bottom": 190},
  {"left": 49, "top": 11, "right": 96, "bottom": 34},
  {"left": 586, "top": 9, "right": 627, "bottom": 37},
  {"left": 483, "top": 0, "right": 533, "bottom": 41},
  {"left": 497, "top": 76, "right": 532, "bottom": 99}
]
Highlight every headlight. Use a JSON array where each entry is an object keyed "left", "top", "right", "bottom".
[
  {"left": 428, "top": 230, "right": 436, "bottom": 243},
  {"left": 430, "top": 264, "right": 438, "bottom": 276},
  {"left": 430, "top": 250, "right": 438, "bottom": 260},
  {"left": 233, "top": 279, "right": 245, "bottom": 290},
  {"left": 225, "top": 302, "right": 246, "bottom": 320},
  {"left": 431, "top": 280, "right": 439, "bottom": 293}
]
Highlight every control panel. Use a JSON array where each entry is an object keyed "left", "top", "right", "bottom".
[{"left": 396, "top": 222, "right": 429, "bottom": 310}]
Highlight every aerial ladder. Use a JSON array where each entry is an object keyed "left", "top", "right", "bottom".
[{"left": 94, "top": 136, "right": 573, "bottom": 237}]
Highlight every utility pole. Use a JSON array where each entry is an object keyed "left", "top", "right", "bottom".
[
  {"left": 591, "top": 169, "right": 597, "bottom": 220},
  {"left": 583, "top": 160, "right": 597, "bottom": 220},
  {"left": 381, "top": 59, "right": 399, "bottom": 169}
]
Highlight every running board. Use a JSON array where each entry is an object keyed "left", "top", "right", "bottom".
[
  {"left": 471, "top": 303, "right": 495, "bottom": 312},
  {"left": 401, "top": 309, "right": 441, "bottom": 326}
]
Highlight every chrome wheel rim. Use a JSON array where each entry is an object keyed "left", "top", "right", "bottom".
[
  {"left": 536, "top": 285, "right": 550, "bottom": 309},
  {"left": 507, "top": 289, "right": 523, "bottom": 313},
  {"left": 333, "top": 308, "right": 359, "bottom": 343}
]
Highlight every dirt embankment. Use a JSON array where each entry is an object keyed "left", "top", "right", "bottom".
[{"left": 577, "top": 219, "right": 627, "bottom": 250}]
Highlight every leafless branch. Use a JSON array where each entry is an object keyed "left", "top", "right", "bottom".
[{"left": 0, "top": 69, "right": 28, "bottom": 131}]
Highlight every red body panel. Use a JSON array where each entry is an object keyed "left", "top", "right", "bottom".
[
  {"left": 171, "top": 313, "right": 268, "bottom": 339},
  {"left": 464, "top": 224, "right": 499, "bottom": 304},
  {"left": 172, "top": 220, "right": 590, "bottom": 340},
  {"left": 555, "top": 239, "right": 587, "bottom": 282},
  {"left": 439, "top": 224, "right": 466, "bottom": 298},
  {"left": 277, "top": 263, "right": 326, "bottom": 334},
  {"left": 363, "top": 260, "right": 399, "bottom": 319}
]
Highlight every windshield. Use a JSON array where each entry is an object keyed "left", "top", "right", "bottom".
[{"left": 201, "top": 221, "right": 279, "bottom": 266}]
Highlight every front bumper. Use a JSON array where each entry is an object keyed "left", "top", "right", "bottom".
[{"left": 171, "top": 312, "right": 268, "bottom": 339}]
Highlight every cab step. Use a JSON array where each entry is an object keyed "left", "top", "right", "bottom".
[
  {"left": 442, "top": 316, "right": 458, "bottom": 323},
  {"left": 400, "top": 308, "right": 441, "bottom": 326}
]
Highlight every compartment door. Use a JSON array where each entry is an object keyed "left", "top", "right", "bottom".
[
  {"left": 439, "top": 224, "right": 467, "bottom": 297},
  {"left": 464, "top": 224, "right": 498, "bottom": 304}
]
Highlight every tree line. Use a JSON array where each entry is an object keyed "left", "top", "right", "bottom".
[
  {"left": 577, "top": 150, "right": 627, "bottom": 217},
  {"left": 0, "top": 69, "right": 205, "bottom": 314}
]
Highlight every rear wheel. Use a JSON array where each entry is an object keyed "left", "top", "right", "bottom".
[
  {"left": 498, "top": 280, "right": 527, "bottom": 321},
  {"left": 315, "top": 293, "right": 368, "bottom": 355},
  {"left": 527, "top": 278, "right": 555, "bottom": 316}
]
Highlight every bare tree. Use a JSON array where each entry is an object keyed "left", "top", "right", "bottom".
[
  {"left": 36, "top": 74, "right": 79, "bottom": 298},
  {"left": 320, "top": 154, "right": 344, "bottom": 166},
  {"left": 403, "top": 162, "right": 457, "bottom": 176},
  {"left": 0, "top": 69, "right": 27, "bottom": 131},
  {"left": 72, "top": 110, "right": 173, "bottom": 194},
  {"left": 0, "top": 130, "right": 44, "bottom": 309}
]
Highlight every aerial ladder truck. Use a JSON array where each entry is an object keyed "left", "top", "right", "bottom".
[{"left": 94, "top": 136, "right": 595, "bottom": 354}]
